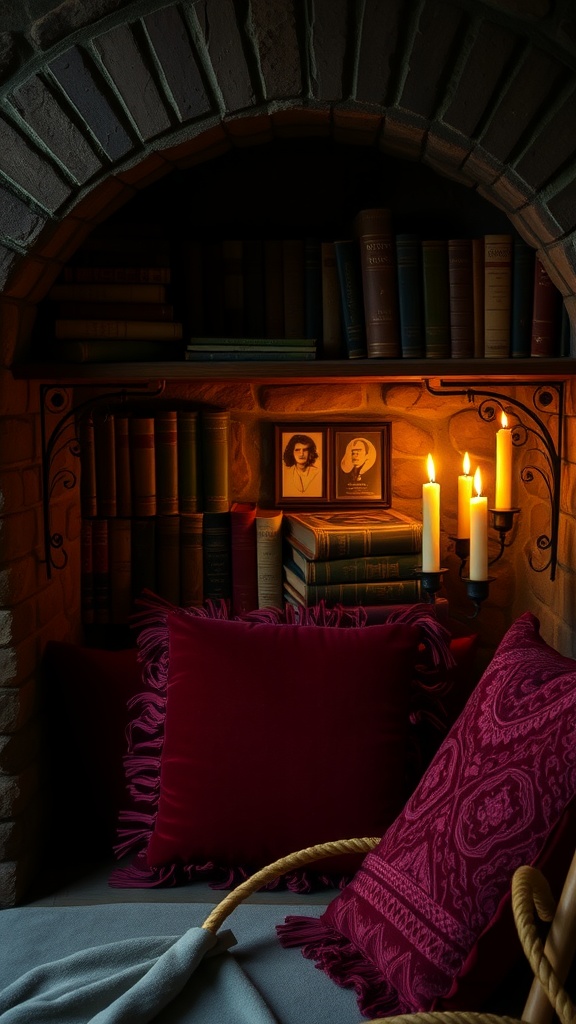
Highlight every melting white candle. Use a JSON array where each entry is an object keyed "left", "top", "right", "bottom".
[
  {"left": 457, "top": 451, "right": 472, "bottom": 539},
  {"left": 495, "top": 412, "right": 513, "bottom": 510},
  {"left": 469, "top": 466, "right": 488, "bottom": 580},
  {"left": 422, "top": 453, "right": 440, "bottom": 572}
]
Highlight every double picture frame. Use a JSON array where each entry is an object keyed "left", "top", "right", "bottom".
[{"left": 275, "top": 421, "right": 391, "bottom": 507}]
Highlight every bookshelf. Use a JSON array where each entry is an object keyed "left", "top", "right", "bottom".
[{"left": 13, "top": 358, "right": 575, "bottom": 385}]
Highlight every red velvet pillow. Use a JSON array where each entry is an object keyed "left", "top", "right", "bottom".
[
  {"left": 110, "top": 598, "right": 457, "bottom": 891},
  {"left": 41, "top": 642, "right": 143, "bottom": 858},
  {"left": 279, "top": 612, "right": 576, "bottom": 1015}
]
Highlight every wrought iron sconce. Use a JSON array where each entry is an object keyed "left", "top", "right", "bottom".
[
  {"left": 426, "top": 378, "right": 564, "bottom": 584},
  {"left": 40, "top": 381, "right": 165, "bottom": 576}
]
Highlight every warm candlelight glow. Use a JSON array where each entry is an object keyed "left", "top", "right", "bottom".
[
  {"left": 495, "top": 412, "right": 513, "bottom": 510},
  {"left": 470, "top": 466, "right": 488, "bottom": 580},
  {"left": 457, "top": 451, "right": 473, "bottom": 539},
  {"left": 422, "top": 453, "right": 440, "bottom": 573}
]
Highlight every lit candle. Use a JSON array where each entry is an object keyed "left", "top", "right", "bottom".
[
  {"left": 495, "top": 412, "right": 513, "bottom": 510},
  {"left": 457, "top": 451, "right": 473, "bottom": 539},
  {"left": 422, "top": 453, "right": 440, "bottom": 572},
  {"left": 469, "top": 467, "right": 488, "bottom": 581}
]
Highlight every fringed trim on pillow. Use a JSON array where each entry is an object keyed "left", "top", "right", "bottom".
[
  {"left": 111, "top": 592, "right": 371, "bottom": 890},
  {"left": 276, "top": 915, "right": 405, "bottom": 1018}
]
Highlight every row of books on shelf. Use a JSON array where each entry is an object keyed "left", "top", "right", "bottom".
[
  {"left": 42, "top": 211, "right": 568, "bottom": 365},
  {"left": 81, "top": 505, "right": 425, "bottom": 625},
  {"left": 79, "top": 408, "right": 230, "bottom": 519}
]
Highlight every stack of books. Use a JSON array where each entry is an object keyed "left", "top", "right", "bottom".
[
  {"left": 185, "top": 337, "right": 317, "bottom": 361},
  {"left": 282, "top": 509, "right": 424, "bottom": 608}
]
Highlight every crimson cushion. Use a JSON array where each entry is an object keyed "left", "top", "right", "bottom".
[
  {"left": 41, "top": 642, "right": 143, "bottom": 858},
  {"left": 110, "top": 598, "right": 457, "bottom": 891},
  {"left": 278, "top": 612, "right": 576, "bottom": 1015}
]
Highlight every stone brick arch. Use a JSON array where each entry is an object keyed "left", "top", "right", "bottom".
[{"left": 1, "top": 0, "right": 576, "bottom": 362}]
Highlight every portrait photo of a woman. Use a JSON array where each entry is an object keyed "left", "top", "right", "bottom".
[{"left": 281, "top": 431, "right": 324, "bottom": 499}]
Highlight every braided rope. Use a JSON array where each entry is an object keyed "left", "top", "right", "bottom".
[
  {"left": 369, "top": 1014, "right": 523, "bottom": 1024},
  {"left": 201, "top": 835, "right": 380, "bottom": 934},
  {"left": 511, "top": 865, "right": 576, "bottom": 1024}
]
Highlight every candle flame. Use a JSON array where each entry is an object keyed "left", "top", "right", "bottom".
[
  {"left": 473, "top": 466, "right": 482, "bottom": 497},
  {"left": 501, "top": 411, "right": 508, "bottom": 429},
  {"left": 427, "top": 453, "right": 435, "bottom": 483},
  {"left": 463, "top": 451, "right": 470, "bottom": 476}
]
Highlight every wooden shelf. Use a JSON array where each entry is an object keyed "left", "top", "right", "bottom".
[{"left": 12, "top": 357, "right": 575, "bottom": 385}]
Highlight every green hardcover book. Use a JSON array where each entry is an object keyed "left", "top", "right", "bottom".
[
  {"left": 200, "top": 410, "right": 230, "bottom": 514},
  {"left": 286, "top": 544, "right": 421, "bottom": 584},
  {"left": 283, "top": 566, "right": 421, "bottom": 607},
  {"left": 333, "top": 239, "right": 367, "bottom": 359},
  {"left": 177, "top": 410, "right": 200, "bottom": 514},
  {"left": 422, "top": 239, "right": 451, "bottom": 359},
  {"left": 283, "top": 509, "right": 423, "bottom": 560}
]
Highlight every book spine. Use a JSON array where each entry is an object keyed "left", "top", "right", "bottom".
[
  {"left": 179, "top": 513, "right": 204, "bottom": 606},
  {"left": 108, "top": 517, "right": 132, "bottom": 624},
  {"left": 511, "top": 238, "right": 535, "bottom": 358},
  {"left": 395, "top": 233, "right": 425, "bottom": 359},
  {"left": 201, "top": 410, "right": 230, "bottom": 513},
  {"left": 130, "top": 417, "right": 156, "bottom": 516},
  {"left": 264, "top": 239, "right": 285, "bottom": 339},
  {"left": 94, "top": 413, "right": 117, "bottom": 517},
  {"left": 448, "top": 238, "right": 475, "bottom": 359},
  {"left": 290, "top": 578, "right": 422, "bottom": 606},
  {"left": 53, "top": 301, "right": 175, "bottom": 321},
  {"left": 177, "top": 410, "right": 200, "bottom": 514},
  {"left": 242, "top": 239, "right": 266, "bottom": 337},
  {"left": 80, "top": 518, "right": 94, "bottom": 624},
  {"left": 222, "top": 239, "right": 244, "bottom": 335},
  {"left": 185, "top": 350, "right": 316, "bottom": 361},
  {"left": 155, "top": 515, "right": 181, "bottom": 605},
  {"left": 154, "top": 410, "right": 179, "bottom": 515},
  {"left": 304, "top": 236, "right": 323, "bottom": 342},
  {"left": 472, "top": 237, "right": 485, "bottom": 358},
  {"left": 52, "top": 340, "right": 182, "bottom": 363},
  {"left": 187, "top": 336, "right": 316, "bottom": 347},
  {"left": 484, "top": 233, "right": 512, "bottom": 358},
  {"left": 320, "top": 241, "right": 345, "bottom": 358},
  {"left": 291, "top": 524, "right": 423, "bottom": 559},
  {"left": 355, "top": 208, "right": 400, "bottom": 358},
  {"left": 130, "top": 517, "right": 156, "bottom": 599},
  {"left": 78, "top": 413, "right": 98, "bottom": 518},
  {"left": 92, "top": 518, "right": 110, "bottom": 625},
  {"left": 202, "top": 511, "right": 232, "bottom": 600},
  {"left": 62, "top": 266, "right": 171, "bottom": 283},
  {"left": 421, "top": 239, "right": 451, "bottom": 358},
  {"left": 230, "top": 503, "right": 259, "bottom": 614},
  {"left": 48, "top": 283, "right": 168, "bottom": 303},
  {"left": 114, "top": 414, "right": 132, "bottom": 517},
  {"left": 333, "top": 239, "right": 367, "bottom": 359},
  {"left": 256, "top": 510, "right": 284, "bottom": 608},
  {"left": 282, "top": 238, "right": 306, "bottom": 339},
  {"left": 530, "top": 256, "right": 561, "bottom": 357},
  {"left": 292, "top": 551, "right": 421, "bottom": 584},
  {"left": 55, "top": 319, "right": 183, "bottom": 340}
]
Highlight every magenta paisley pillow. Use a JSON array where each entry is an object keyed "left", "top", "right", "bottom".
[{"left": 278, "top": 612, "right": 576, "bottom": 1016}]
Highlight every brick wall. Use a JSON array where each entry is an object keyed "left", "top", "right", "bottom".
[{"left": 0, "top": 0, "right": 575, "bottom": 905}]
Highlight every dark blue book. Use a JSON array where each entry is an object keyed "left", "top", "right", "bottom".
[
  {"left": 333, "top": 239, "right": 367, "bottom": 359},
  {"left": 396, "top": 233, "right": 425, "bottom": 358}
]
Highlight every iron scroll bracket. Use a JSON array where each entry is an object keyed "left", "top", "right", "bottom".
[
  {"left": 424, "top": 378, "right": 565, "bottom": 581},
  {"left": 40, "top": 380, "right": 165, "bottom": 577}
]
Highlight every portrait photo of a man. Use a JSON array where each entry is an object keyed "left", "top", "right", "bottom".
[{"left": 336, "top": 432, "right": 382, "bottom": 500}]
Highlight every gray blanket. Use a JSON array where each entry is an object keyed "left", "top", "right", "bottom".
[{"left": 0, "top": 903, "right": 360, "bottom": 1024}]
